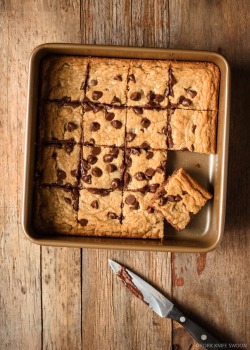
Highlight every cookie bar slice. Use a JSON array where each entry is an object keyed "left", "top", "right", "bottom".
[
  {"left": 36, "top": 143, "right": 81, "bottom": 186},
  {"left": 83, "top": 105, "right": 126, "bottom": 147},
  {"left": 125, "top": 108, "right": 168, "bottom": 149},
  {"left": 168, "top": 62, "right": 220, "bottom": 110},
  {"left": 77, "top": 189, "right": 122, "bottom": 236},
  {"left": 127, "top": 59, "right": 170, "bottom": 107},
  {"left": 124, "top": 148, "right": 167, "bottom": 192},
  {"left": 40, "top": 55, "right": 89, "bottom": 101},
  {"left": 80, "top": 146, "right": 124, "bottom": 189},
  {"left": 168, "top": 109, "right": 217, "bottom": 154},
  {"left": 33, "top": 184, "right": 78, "bottom": 234},
  {"left": 85, "top": 58, "right": 130, "bottom": 105},
  {"left": 121, "top": 191, "right": 164, "bottom": 239},
  {"left": 39, "top": 102, "right": 83, "bottom": 143},
  {"left": 150, "top": 168, "right": 212, "bottom": 231}
]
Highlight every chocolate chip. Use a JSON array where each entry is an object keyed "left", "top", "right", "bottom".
[
  {"left": 73, "top": 201, "right": 78, "bottom": 211},
  {"left": 131, "top": 201, "right": 140, "bottom": 210},
  {"left": 105, "top": 112, "right": 115, "bottom": 121},
  {"left": 92, "top": 91, "right": 103, "bottom": 100},
  {"left": 125, "top": 194, "right": 136, "bottom": 205},
  {"left": 147, "top": 206, "right": 154, "bottom": 213},
  {"left": 84, "top": 138, "right": 95, "bottom": 147},
  {"left": 93, "top": 105, "right": 103, "bottom": 113},
  {"left": 128, "top": 74, "right": 136, "bottom": 83},
  {"left": 57, "top": 170, "right": 66, "bottom": 180},
  {"left": 82, "top": 96, "right": 90, "bottom": 103},
  {"left": 133, "top": 107, "right": 143, "bottom": 115},
  {"left": 64, "top": 197, "right": 72, "bottom": 205},
  {"left": 126, "top": 132, "right": 136, "bottom": 142},
  {"left": 162, "top": 125, "right": 168, "bottom": 135},
  {"left": 64, "top": 143, "right": 74, "bottom": 154},
  {"left": 106, "top": 164, "right": 117, "bottom": 173},
  {"left": 154, "top": 94, "right": 164, "bottom": 102},
  {"left": 91, "top": 200, "right": 99, "bottom": 209},
  {"left": 72, "top": 188, "right": 79, "bottom": 200},
  {"left": 67, "top": 122, "right": 77, "bottom": 132},
  {"left": 185, "top": 88, "right": 197, "bottom": 98},
  {"left": 91, "top": 122, "right": 100, "bottom": 132},
  {"left": 177, "top": 95, "right": 185, "bottom": 104},
  {"left": 182, "top": 98, "right": 192, "bottom": 107},
  {"left": 175, "top": 195, "right": 182, "bottom": 202},
  {"left": 167, "top": 195, "right": 175, "bottom": 202},
  {"left": 56, "top": 179, "right": 63, "bottom": 185},
  {"left": 111, "top": 178, "right": 121, "bottom": 189},
  {"left": 131, "top": 148, "right": 140, "bottom": 155},
  {"left": 87, "top": 155, "right": 98, "bottom": 165},
  {"left": 125, "top": 155, "right": 132, "bottom": 167},
  {"left": 147, "top": 91, "right": 155, "bottom": 101},
  {"left": 111, "top": 96, "right": 121, "bottom": 104},
  {"left": 84, "top": 104, "right": 93, "bottom": 112},
  {"left": 82, "top": 174, "right": 92, "bottom": 184},
  {"left": 149, "top": 183, "right": 160, "bottom": 193},
  {"left": 182, "top": 191, "right": 188, "bottom": 195},
  {"left": 110, "top": 147, "right": 119, "bottom": 157},
  {"left": 192, "top": 125, "right": 197, "bottom": 133},
  {"left": 146, "top": 151, "right": 154, "bottom": 159},
  {"left": 130, "top": 92, "right": 141, "bottom": 101},
  {"left": 71, "top": 169, "right": 78, "bottom": 177},
  {"left": 114, "top": 75, "right": 122, "bottom": 81},
  {"left": 141, "top": 118, "right": 151, "bottom": 128},
  {"left": 103, "top": 154, "right": 114, "bottom": 163},
  {"left": 88, "top": 188, "right": 110, "bottom": 196},
  {"left": 140, "top": 141, "right": 150, "bottom": 149},
  {"left": 135, "top": 172, "right": 145, "bottom": 181},
  {"left": 124, "top": 172, "right": 131, "bottom": 186},
  {"left": 107, "top": 212, "right": 118, "bottom": 219},
  {"left": 145, "top": 168, "right": 155, "bottom": 178},
  {"left": 92, "top": 167, "right": 102, "bottom": 177},
  {"left": 91, "top": 146, "right": 101, "bottom": 155},
  {"left": 90, "top": 79, "right": 98, "bottom": 86},
  {"left": 159, "top": 197, "right": 167, "bottom": 206},
  {"left": 79, "top": 219, "right": 88, "bottom": 226},
  {"left": 138, "top": 185, "right": 149, "bottom": 194},
  {"left": 156, "top": 166, "right": 164, "bottom": 174},
  {"left": 82, "top": 159, "right": 90, "bottom": 171},
  {"left": 111, "top": 120, "right": 122, "bottom": 129}
]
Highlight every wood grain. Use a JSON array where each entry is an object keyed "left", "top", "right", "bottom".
[{"left": 0, "top": 0, "right": 250, "bottom": 349}]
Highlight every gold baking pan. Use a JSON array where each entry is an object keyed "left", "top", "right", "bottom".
[{"left": 22, "top": 44, "right": 230, "bottom": 252}]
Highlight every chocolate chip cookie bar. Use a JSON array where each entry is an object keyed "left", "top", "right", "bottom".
[
  {"left": 167, "top": 109, "right": 217, "bottom": 154},
  {"left": 125, "top": 108, "right": 168, "bottom": 149},
  {"left": 85, "top": 58, "right": 130, "bottom": 105},
  {"left": 127, "top": 59, "right": 170, "bottom": 107},
  {"left": 122, "top": 191, "right": 164, "bottom": 239},
  {"left": 34, "top": 185, "right": 79, "bottom": 234},
  {"left": 36, "top": 143, "right": 81, "bottom": 186},
  {"left": 124, "top": 148, "right": 167, "bottom": 192},
  {"left": 168, "top": 62, "right": 220, "bottom": 110},
  {"left": 77, "top": 189, "right": 122, "bottom": 236},
  {"left": 80, "top": 146, "right": 124, "bottom": 189},
  {"left": 82, "top": 105, "right": 126, "bottom": 147},
  {"left": 40, "top": 55, "right": 89, "bottom": 101},
  {"left": 39, "top": 102, "right": 83, "bottom": 143},
  {"left": 150, "top": 168, "right": 212, "bottom": 230}
]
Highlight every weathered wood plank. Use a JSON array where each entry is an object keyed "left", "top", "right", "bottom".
[
  {"left": 82, "top": 250, "right": 172, "bottom": 350},
  {"left": 169, "top": 0, "right": 250, "bottom": 346}
]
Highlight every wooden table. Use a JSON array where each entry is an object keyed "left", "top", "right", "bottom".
[{"left": 0, "top": 1, "right": 249, "bottom": 349}]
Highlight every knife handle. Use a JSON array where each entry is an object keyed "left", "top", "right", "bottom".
[{"left": 168, "top": 305, "right": 223, "bottom": 348}]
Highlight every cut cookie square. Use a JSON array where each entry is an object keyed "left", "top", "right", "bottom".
[
  {"left": 127, "top": 59, "right": 170, "bottom": 107},
  {"left": 77, "top": 189, "right": 122, "bottom": 236},
  {"left": 80, "top": 146, "right": 124, "bottom": 189},
  {"left": 124, "top": 148, "right": 167, "bottom": 192},
  {"left": 125, "top": 108, "right": 167, "bottom": 149},
  {"left": 40, "top": 55, "right": 89, "bottom": 101},
  {"left": 85, "top": 57, "right": 130, "bottom": 105},
  {"left": 168, "top": 62, "right": 220, "bottom": 110},
  {"left": 82, "top": 105, "right": 126, "bottom": 147},
  {"left": 168, "top": 109, "right": 217, "bottom": 154},
  {"left": 150, "top": 168, "right": 212, "bottom": 230}
]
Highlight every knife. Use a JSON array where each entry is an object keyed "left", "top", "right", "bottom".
[{"left": 108, "top": 259, "right": 223, "bottom": 349}]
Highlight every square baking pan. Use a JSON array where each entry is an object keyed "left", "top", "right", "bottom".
[{"left": 22, "top": 44, "right": 230, "bottom": 252}]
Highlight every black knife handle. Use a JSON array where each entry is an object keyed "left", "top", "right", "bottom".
[{"left": 168, "top": 306, "right": 223, "bottom": 349}]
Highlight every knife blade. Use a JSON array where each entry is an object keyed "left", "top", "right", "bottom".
[{"left": 108, "top": 259, "right": 223, "bottom": 349}]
